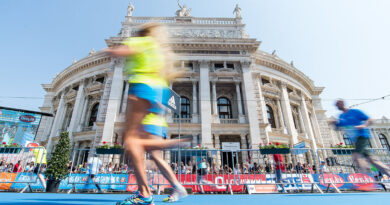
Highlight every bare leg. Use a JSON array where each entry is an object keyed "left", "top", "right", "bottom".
[
  {"left": 38, "top": 174, "right": 46, "bottom": 189},
  {"left": 124, "top": 96, "right": 152, "bottom": 197},
  {"left": 366, "top": 155, "right": 390, "bottom": 176},
  {"left": 352, "top": 153, "right": 371, "bottom": 173}
]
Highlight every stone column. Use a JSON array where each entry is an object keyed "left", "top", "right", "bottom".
[
  {"left": 211, "top": 80, "right": 219, "bottom": 123},
  {"left": 300, "top": 95, "right": 317, "bottom": 151},
  {"left": 166, "top": 83, "right": 173, "bottom": 123},
  {"left": 280, "top": 83, "right": 298, "bottom": 144},
  {"left": 77, "top": 96, "right": 89, "bottom": 131},
  {"left": 276, "top": 99, "right": 287, "bottom": 134},
  {"left": 310, "top": 107, "right": 325, "bottom": 147},
  {"left": 298, "top": 107, "right": 306, "bottom": 134},
  {"left": 47, "top": 91, "right": 66, "bottom": 153},
  {"left": 241, "top": 61, "right": 262, "bottom": 147},
  {"left": 256, "top": 75, "right": 271, "bottom": 143},
  {"left": 192, "top": 80, "right": 198, "bottom": 123},
  {"left": 199, "top": 60, "right": 213, "bottom": 147},
  {"left": 121, "top": 81, "right": 129, "bottom": 113},
  {"left": 240, "top": 134, "right": 248, "bottom": 162},
  {"left": 369, "top": 129, "right": 379, "bottom": 148},
  {"left": 101, "top": 59, "right": 124, "bottom": 144},
  {"left": 67, "top": 81, "right": 86, "bottom": 142},
  {"left": 235, "top": 81, "right": 245, "bottom": 123}
]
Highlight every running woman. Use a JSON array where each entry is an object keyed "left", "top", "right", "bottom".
[
  {"left": 333, "top": 99, "right": 390, "bottom": 191},
  {"left": 105, "top": 23, "right": 189, "bottom": 205}
]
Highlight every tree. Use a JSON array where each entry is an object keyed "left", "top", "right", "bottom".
[{"left": 45, "top": 132, "right": 71, "bottom": 180}]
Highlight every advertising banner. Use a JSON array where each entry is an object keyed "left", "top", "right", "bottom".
[
  {"left": 0, "top": 172, "right": 17, "bottom": 190},
  {"left": 313, "top": 173, "right": 381, "bottom": 190},
  {"left": 0, "top": 108, "right": 43, "bottom": 146}
]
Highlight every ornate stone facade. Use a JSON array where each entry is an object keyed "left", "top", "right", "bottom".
[{"left": 36, "top": 3, "right": 333, "bottom": 162}]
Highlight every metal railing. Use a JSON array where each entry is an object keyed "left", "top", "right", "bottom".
[{"left": 220, "top": 119, "right": 239, "bottom": 124}]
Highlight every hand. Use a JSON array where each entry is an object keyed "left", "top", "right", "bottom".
[{"left": 355, "top": 124, "right": 367, "bottom": 129}]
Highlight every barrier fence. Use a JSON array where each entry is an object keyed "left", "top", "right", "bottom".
[
  {"left": 1, "top": 147, "right": 390, "bottom": 194},
  {"left": 0, "top": 147, "right": 46, "bottom": 193}
]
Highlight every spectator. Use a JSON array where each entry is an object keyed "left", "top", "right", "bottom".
[
  {"left": 13, "top": 160, "right": 22, "bottom": 173},
  {"left": 25, "top": 162, "right": 35, "bottom": 173},
  {"left": 320, "top": 161, "right": 330, "bottom": 173},
  {"left": 312, "top": 165, "right": 317, "bottom": 173}
]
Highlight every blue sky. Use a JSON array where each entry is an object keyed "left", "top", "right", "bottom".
[{"left": 0, "top": 0, "right": 389, "bottom": 119}]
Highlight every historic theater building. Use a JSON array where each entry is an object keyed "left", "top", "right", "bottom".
[{"left": 35, "top": 3, "right": 334, "bottom": 162}]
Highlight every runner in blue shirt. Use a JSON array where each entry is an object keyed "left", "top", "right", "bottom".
[{"left": 333, "top": 99, "right": 390, "bottom": 191}]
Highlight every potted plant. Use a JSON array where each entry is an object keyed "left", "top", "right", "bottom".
[
  {"left": 331, "top": 142, "right": 354, "bottom": 155},
  {"left": 259, "top": 142, "right": 290, "bottom": 154},
  {"left": 45, "top": 132, "right": 71, "bottom": 193},
  {"left": 0, "top": 142, "right": 22, "bottom": 154},
  {"left": 96, "top": 141, "right": 124, "bottom": 154}
]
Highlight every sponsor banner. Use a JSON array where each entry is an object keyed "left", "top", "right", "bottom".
[
  {"left": 247, "top": 185, "right": 278, "bottom": 194},
  {"left": 4, "top": 173, "right": 386, "bottom": 192},
  {"left": 60, "top": 174, "right": 129, "bottom": 191},
  {"left": 313, "top": 173, "right": 381, "bottom": 190},
  {"left": 380, "top": 175, "right": 390, "bottom": 189},
  {"left": 0, "top": 172, "right": 17, "bottom": 190},
  {"left": 10, "top": 173, "right": 45, "bottom": 190}
]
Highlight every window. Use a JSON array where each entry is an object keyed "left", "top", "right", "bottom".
[
  {"left": 88, "top": 103, "right": 99, "bottom": 127},
  {"left": 226, "top": 63, "right": 234, "bottom": 69},
  {"left": 184, "top": 62, "right": 193, "bottom": 70},
  {"left": 214, "top": 63, "right": 224, "bottom": 70},
  {"left": 174, "top": 97, "right": 191, "bottom": 119},
  {"left": 262, "top": 78, "right": 270, "bottom": 85},
  {"left": 379, "top": 134, "right": 390, "bottom": 150},
  {"left": 343, "top": 134, "right": 353, "bottom": 146},
  {"left": 266, "top": 105, "right": 276, "bottom": 128},
  {"left": 96, "top": 77, "right": 105, "bottom": 83},
  {"left": 217, "top": 97, "right": 232, "bottom": 119}
]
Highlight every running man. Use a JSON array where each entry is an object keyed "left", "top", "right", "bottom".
[
  {"left": 87, "top": 153, "right": 103, "bottom": 193},
  {"left": 105, "top": 23, "right": 189, "bottom": 205},
  {"left": 333, "top": 99, "right": 390, "bottom": 191},
  {"left": 273, "top": 154, "right": 286, "bottom": 193},
  {"left": 33, "top": 146, "right": 47, "bottom": 190}
]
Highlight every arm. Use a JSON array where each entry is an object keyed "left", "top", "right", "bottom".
[
  {"left": 103, "top": 45, "right": 139, "bottom": 57},
  {"left": 355, "top": 118, "right": 373, "bottom": 129}
]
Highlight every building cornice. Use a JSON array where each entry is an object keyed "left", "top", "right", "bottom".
[{"left": 254, "top": 51, "right": 323, "bottom": 95}]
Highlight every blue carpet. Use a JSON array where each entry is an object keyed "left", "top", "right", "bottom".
[{"left": 0, "top": 193, "right": 389, "bottom": 205}]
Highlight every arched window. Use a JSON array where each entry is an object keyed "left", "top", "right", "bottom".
[
  {"left": 217, "top": 97, "right": 232, "bottom": 119},
  {"left": 343, "top": 134, "right": 353, "bottom": 146},
  {"left": 379, "top": 134, "right": 390, "bottom": 150},
  {"left": 88, "top": 103, "right": 99, "bottom": 127},
  {"left": 174, "top": 97, "right": 191, "bottom": 119},
  {"left": 266, "top": 105, "right": 276, "bottom": 128}
]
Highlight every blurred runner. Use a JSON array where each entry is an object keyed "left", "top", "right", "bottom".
[
  {"left": 333, "top": 99, "right": 390, "bottom": 191},
  {"left": 105, "top": 23, "right": 189, "bottom": 205},
  {"left": 86, "top": 153, "right": 103, "bottom": 193},
  {"left": 273, "top": 153, "right": 286, "bottom": 193}
]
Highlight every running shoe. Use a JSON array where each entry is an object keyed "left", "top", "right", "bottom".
[
  {"left": 162, "top": 185, "right": 188, "bottom": 203},
  {"left": 116, "top": 194, "right": 154, "bottom": 205}
]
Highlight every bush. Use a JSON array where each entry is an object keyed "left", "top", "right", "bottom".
[{"left": 45, "top": 132, "right": 71, "bottom": 180}]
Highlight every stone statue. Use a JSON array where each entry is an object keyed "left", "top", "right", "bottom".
[
  {"left": 127, "top": 2, "right": 134, "bottom": 16},
  {"left": 176, "top": 0, "right": 191, "bottom": 17},
  {"left": 233, "top": 4, "right": 242, "bottom": 18}
]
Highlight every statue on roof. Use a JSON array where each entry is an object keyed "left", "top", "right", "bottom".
[
  {"left": 127, "top": 2, "right": 134, "bottom": 16},
  {"left": 176, "top": 0, "right": 191, "bottom": 17},
  {"left": 233, "top": 4, "right": 242, "bottom": 18}
]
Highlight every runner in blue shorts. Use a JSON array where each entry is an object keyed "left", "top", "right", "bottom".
[{"left": 105, "top": 23, "right": 188, "bottom": 205}]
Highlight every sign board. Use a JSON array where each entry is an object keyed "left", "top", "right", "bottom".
[
  {"left": 222, "top": 142, "right": 240, "bottom": 151},
  {"left": 163, "top": 88, "right": 181, "bottom": 114},
  {"left": 292, "top": 141, "right": 307, "bottom": 155},
  {"left": 0, "top": 107, "right": 47, "bottom": 146}
]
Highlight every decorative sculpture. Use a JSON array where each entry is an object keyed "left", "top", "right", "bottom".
[
  {"left": 127, "top": 2, "right": 134, "bottom": 16},
  {"left": 176, "top": 0, "right": 191, "bottom": 17},
  {"left": 233, "top": 4, "right": 242, "bottom": 18}
]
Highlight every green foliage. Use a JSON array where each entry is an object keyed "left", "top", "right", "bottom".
[
  {"left": 259, "top": 142, "right": 289, "bottom": 149},
  {"left": 96, "top": 141, "right": 122, "bottom": 149},
  {"left": 332, "top": 142, "right": 354, "bottom": 149},
  {"left": 0, "top": 142, "right": 22, "bottom": 148},
  {"left": 45, "top": 132, "right": 71, "bottom": 180}
]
